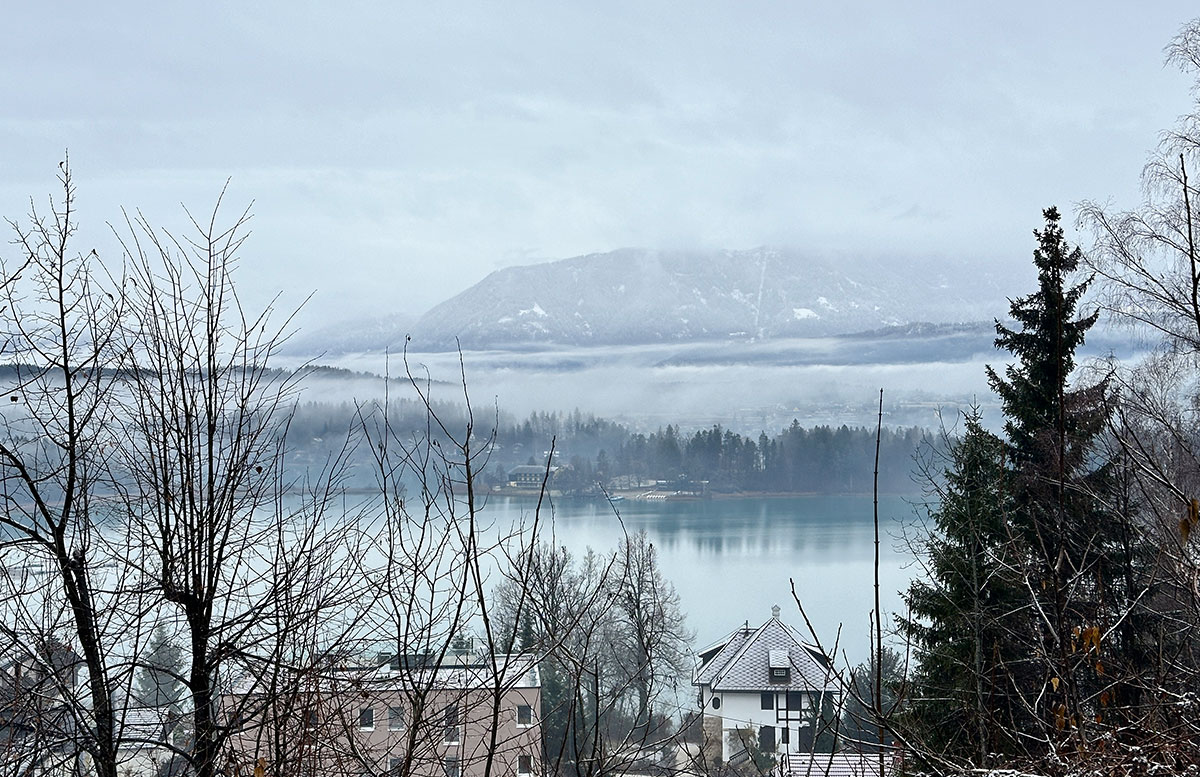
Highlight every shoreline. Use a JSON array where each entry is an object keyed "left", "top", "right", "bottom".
[{"left": 488, "top": 487, "right": 922, "bottom": 501}]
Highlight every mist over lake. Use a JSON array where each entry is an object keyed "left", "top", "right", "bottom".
[{"left": 285, "top": 324, "right": 1145, "bottom": 434}]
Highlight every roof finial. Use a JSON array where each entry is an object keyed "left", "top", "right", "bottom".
[{"left": 771, "top": 604, "right": 781, "bottom": 619}]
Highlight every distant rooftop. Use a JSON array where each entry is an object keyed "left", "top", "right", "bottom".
[{"left": 694, "top": 606, "right": 837, "bottom": 693}]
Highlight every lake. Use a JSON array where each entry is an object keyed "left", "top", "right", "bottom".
[{"left": 480, "top": 493, "right": 924, "bottom": 667}]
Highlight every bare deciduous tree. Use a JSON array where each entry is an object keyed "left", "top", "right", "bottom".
[
  {"left": 492, "top": 526, "right": 694, "bottom": 777},
  {"left": 0, "top": 169, "right": 698, "bottom": 777},
  {"left": 1075, "top": 17, "right": 1200, "bottom": 769},
  {"left": 0, "top": 161, "right": 136, "bottom": 777},
  {"left": 110, "top": 193, "right": 369, "bottom": 777}
]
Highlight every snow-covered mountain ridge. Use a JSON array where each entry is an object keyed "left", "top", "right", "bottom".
[
  {"left": 409, "top": 247, "right": 1012, "bottom": 351},
  {"left": 286, "top": 248, "right": 1017, "bottom": 355}
]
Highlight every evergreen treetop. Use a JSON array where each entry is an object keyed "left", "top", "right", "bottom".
[
  {"left": 988, "top": 206, "right": 1104, "bottom": 468},
  {"left": 135, "top": 625, "right": 186, "bottom": 712}
]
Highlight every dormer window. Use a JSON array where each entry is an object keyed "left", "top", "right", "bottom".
[{"left": 768, "top": 649, "right": 790, "bottom": 684}]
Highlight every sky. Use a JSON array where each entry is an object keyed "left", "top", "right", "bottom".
[{"left": 1, "top": 2, "right": 1197, "bottom": 332}]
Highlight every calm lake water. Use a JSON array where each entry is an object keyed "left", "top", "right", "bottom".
[{"left": 480, "top": 494, "right": 923, "bottom": 667}]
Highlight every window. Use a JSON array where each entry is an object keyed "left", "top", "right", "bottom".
[
  {"left": 768, "top": 649, "right": 790, "bottom": 684},
  {"left": 760, "top": 692, "right": 774, "bottom": 710},
  {"left": 518, "top": 754, "right": 533, "bottom": 775},
  {"left": 516, "top": 703, "right": 533, "bottom": 727},
  {"left": 710, "top": 696, "right": 721, "bottom": 709},
  {"left": 443, "top": 757, "right": 460, "bottom": 777},
  {"left": 389, "top": 706, "right": 404, "bottom": 731},
  {"left": 758, "top": 725, "right": 775, "bottom": 752},
  {"left": 444, "top": 705, "right": 461, "bottom": 744},
  {"left": 780, "top": 727, "right": 790, "bottom": 745},
  {"left": 302, "top": 709, "right": 318, "bottom": 729},
  {"left": 390, "top": 757, "right": 404, "bottom": 776},
  {"left": 786, "top": 691, "right": 805, "bottom": 711},
  {"left": 359, "top": 707, "right": 375, "bottom": 730}
]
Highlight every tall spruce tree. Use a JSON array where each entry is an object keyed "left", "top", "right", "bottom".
[
  {"left": 900, "top": 408, "right": 1026, "bottom": 766},
  {"left": 841, "top": 646, "right": 904, "bottom": 753},
  {"left": 985, "top": 207, "right": 1132, "bottom": 748},
  {"left": 135, "top": 625, "right": 186, "bottom": 712}
]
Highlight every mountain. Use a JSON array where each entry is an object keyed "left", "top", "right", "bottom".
[{"left": 408, "top": 248, "right": 1014, "bottom": 351}]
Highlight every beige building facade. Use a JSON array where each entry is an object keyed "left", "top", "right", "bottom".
[{"left": 223, "top": 652, "right": 541, "bottom": 777}]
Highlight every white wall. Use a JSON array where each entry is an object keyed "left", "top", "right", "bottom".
[{"left": 699, "top": 687, "right": 827, "bottom": 758}]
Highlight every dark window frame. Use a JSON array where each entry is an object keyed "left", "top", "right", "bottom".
[{"left": 444, "top": 705, "right": 462, "bottom": 744}]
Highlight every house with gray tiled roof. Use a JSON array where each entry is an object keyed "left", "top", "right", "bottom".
[{"left": 693, "top": 606, "right": 843, "bottom": 771}]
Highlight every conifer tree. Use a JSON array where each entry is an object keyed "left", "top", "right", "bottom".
[
  {"left": 135, "top": 625, "right": 186, "bottom": 712},
  {"left": 900, "top": 408, "right": 1025, "bottom": 765},
  {"left": 985, "top": 207, "right": 1133, "bottom": 747},
  {"left": 902, "top": 210, "right": 1150, "bottom": 770},
  {"left": 841, "top": 646, "right": 904, "bottom": 753}
]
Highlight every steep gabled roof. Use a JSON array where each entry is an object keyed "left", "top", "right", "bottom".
[
  {"left": 693, "top": 626, "right": 753, "bottom": 687},
  {"left": 693, "top": 613, "right": 837, "bottom": 693}
]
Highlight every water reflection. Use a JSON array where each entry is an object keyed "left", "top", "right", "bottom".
[{"left": 481, "top": 494, "right": 918, "bottom": 665}]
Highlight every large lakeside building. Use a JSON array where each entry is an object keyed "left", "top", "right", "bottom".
[{"left": 222, "top": 649, "right": 541, "bottom": 777}]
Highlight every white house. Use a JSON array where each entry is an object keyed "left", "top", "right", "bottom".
[{"left": 693, "top": 606, "right": 842, "bottom": 770}]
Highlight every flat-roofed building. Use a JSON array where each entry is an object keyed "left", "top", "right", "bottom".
[{"left": 223, "top": 649, "right": 541, "bottom": 777}]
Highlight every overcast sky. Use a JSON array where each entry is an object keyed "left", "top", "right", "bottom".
[{"left": 1, "top": 2, "right": 1196, "bottom": 330}]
